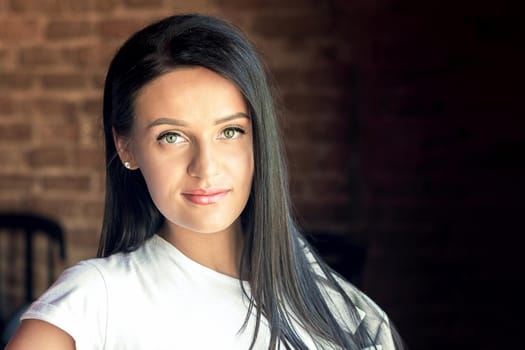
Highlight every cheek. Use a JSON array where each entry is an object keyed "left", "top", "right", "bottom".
[
  {"left": 237, "top": 149, "right": 254, "bottom": 191},
  {"left": 247, "top": 151, "right": 254, "bottom": 179},
  {"left": 139, "top": 165, "right": 166, "bottom": 200},
  {"left": 133, "top": 149, "right": 176, "bottom": 197}
]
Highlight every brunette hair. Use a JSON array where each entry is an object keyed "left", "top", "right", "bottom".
[{"left": 99, "top": 14, "right": 403, "bottom": 349}]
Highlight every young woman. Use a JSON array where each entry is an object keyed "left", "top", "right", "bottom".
[{"left": 7, "top": 14, "right": 404, "bottom": 350}]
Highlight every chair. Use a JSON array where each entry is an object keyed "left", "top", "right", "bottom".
[{"left": 0, "top": 212, "right": 66, "bottom": 346}]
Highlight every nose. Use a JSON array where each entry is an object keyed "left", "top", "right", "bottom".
[{"left": 187, "top": 141, "right": 220, "bottom": 180}]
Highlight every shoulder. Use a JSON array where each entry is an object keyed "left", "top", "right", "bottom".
[
  {"left": 28, "top": 259, "right": 108, "bottom": 307},
  {"left": 30, "top": 246, "right": 147, "bottom": 307},
  {"left": 60, "top": 241, "right": 151, "bottom": 282},
  {"left": 20, "top": 259, "right": 111, "bottom": 348}
]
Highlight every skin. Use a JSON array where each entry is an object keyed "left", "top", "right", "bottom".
[
  {"left": 6, "top": 67, "right": 254, "bottom": 349},
  {"left": 123, "top": 67, "right": 254, "bottom": 277},
  {"left": 5, "top": 319, "right": 75, "bottom": 349}
]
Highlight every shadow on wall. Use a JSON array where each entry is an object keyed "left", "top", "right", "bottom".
[{"left": 305, "top": 231, "right": 367, "bottom": 288}]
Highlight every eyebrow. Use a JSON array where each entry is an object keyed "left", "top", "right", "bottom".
[{"left": 146, "top": 112, "right": 250, "bottom": 129}]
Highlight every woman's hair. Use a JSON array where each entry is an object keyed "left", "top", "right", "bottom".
[{"left": 99, "top": 14, "right": 402, "bottom": 349}]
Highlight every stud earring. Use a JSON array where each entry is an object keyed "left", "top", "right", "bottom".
[{"left": 124, "top": 161, "right": 131, "bottom": 169}]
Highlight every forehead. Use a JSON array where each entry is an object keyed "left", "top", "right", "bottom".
[{"left": 133, "top": 67, "right": 248, "bottom": 125}]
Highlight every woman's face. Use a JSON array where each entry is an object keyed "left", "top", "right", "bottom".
[{"left": 118, "top": 67, "right": 254, "bottom": 235}]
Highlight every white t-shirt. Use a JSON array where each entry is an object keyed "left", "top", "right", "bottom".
[{"left": 21, "top": 234, "right": 395, "bottom": 350}]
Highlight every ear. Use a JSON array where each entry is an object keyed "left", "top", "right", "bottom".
[{"left": 112, "top": 127, "right": 138, "bottom": 170}]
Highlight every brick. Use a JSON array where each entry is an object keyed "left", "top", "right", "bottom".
[
  {"left": 37, "top": 121, "right": 78, "bottom": 144},
  {"left": 0, "top": 174, "right": 33, "bottom": 190},
  {"left": 18, "top": 47, "right": 62, "bottom": 67},
  {"left": 40, "top": 73, "right": 89, "bottom": 90},
  {"left": 62, "top": 45, "right": 116, "bottom": 68},
  {"left": 214, "top": 0, "right": 310, "bottom": 10},
  {"left": 0, "top": 18, "right": 42, "bottom": 42},
  {"left": 46, "top": 20, "right": 95, "bottom": 40},
  {"left": 68, "top": 244, "right": 98, "bottom": 262},
  {"left": 121, "top": 0, "right": 163, "bottom": 8},
  {"left": 0, "top": 96, "right": 14, "bottom": 114},
  {"left": 78, "top": 116, "right": 102, "bottom": 145},
  {"left": 39, "top": 175, "right": 91, "bottom": 191},
  {"left": 91, "top": 71, "right": 107, "bottom": 89},
  {"left": 0, "top": 123, "right": 32, "bottom": 141},
  {"left": 282, "top": 93, "right": 346, "bottom": 117},
  {"left": 92, "top": 0, "right": 118, "bottom": 11},
  {"left": 274, "top": 68, "right": 350, "bottom": 90},
  {"left": 74, "top": 146, "right": 104, "bottom": 169},
  {"left": 0, "top": 148, "right": 27, "bottom": 170},
  {"left": 252, "top": 12, "right": 334, "bottom": 38},
  {"left": 8, "top": 0, "right": 117, "bottom": 13},
  {"left": 67, "top": 228, "right": 100, "bottom": 246},
  {"left": 31, "top": 98, "right": 77, "bottom": 117},
  {"left": 81, "top": 200, "right": 104, "bottom": 217},
  {"left": 0, "top": 72, "right": 34, "bottom": 90},
  {"left": 80, "top": 97, "right": 102, "bottom": 116},
  {"left": 97, "top": 18, "right": 149, "bottom": 40},
  {"left": 30, "top": 197, "right": 79, "bottom": 217},
  {"left": 0, "top": 48, "right": 8, "bottom": 65},
  {"left": 27, "top": 147, "right": 69, "bottom": 167},
  {"left": 282, "top": 117, "right": 351, "bottom": 142}
]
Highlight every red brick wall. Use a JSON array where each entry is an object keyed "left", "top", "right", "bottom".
[
  {"left": 0, "top": 0, "right": 358, "bottom": 258},
  {"left": 1, "top": 0, "right": 523, "bottom": 349}
]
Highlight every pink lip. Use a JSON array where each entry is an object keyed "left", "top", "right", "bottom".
[{"left": 181, "top": 188, "right": 231, "bottom": 205}]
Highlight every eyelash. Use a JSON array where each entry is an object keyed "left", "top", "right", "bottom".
[
  {"left": 156, "top": 126, "right": 246, "bottom": 144},
  {"left": 157, "top": 131, "right": 184, "bottom": 144},
  {"left": 220, "top": 126, "right": 245, "bottom": 139}
]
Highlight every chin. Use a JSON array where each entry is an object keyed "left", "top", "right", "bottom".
[
  {"left": 169, "top": 219, "right": 238, "bottom": 235},
  {"left": 162, "top": 208, "right": 243, "bottom": 235}
]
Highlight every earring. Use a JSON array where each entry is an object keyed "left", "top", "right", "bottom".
[{"left": 124, "top": 161, "right": 131, "bottom": 169}]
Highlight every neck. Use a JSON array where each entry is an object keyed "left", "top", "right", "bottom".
[{"left": 160, "top": 220, "right": 244, "bottom": 279}]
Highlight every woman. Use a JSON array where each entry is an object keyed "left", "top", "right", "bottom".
[{"left": 7, "top": 14, "right": 404, "bottom": 349}]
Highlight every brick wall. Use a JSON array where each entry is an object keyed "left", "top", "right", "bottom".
[
  {"left": 1, "top": 0, "right": 523, "bottom": 349},
  {"left": 0, "top": 0, "right": 358, "bottom": 258}
]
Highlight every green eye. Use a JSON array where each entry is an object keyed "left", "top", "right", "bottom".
[
  {"left": 157, "top": 132, "right": 182, "bottom": 144},
  {"left": 224, "top": 128, "right": 236, "bottom": 139},
  {"left": 165, "top": 134, "right": 178, "bottom": 143},
  {"left": 221, "top": 127, "right": 244, "bottom": 139}
]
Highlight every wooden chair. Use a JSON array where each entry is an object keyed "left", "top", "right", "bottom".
[{"left": 0, "top": 212, "right": 66, "bottom": 346}]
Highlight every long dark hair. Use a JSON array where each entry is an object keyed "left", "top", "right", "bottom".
[{"left": 99, "top": 14, "right": 403, "bottom": 350}]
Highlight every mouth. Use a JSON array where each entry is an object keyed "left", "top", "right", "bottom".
[{"left": 181, "top": 188, "right": 231, "bottom": 205}]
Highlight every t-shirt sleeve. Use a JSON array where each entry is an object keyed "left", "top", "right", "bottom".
[{"left": 20, "top": 260, "right": 107, "bottom": 350}]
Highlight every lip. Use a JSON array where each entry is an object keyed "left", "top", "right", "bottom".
[{"left": 181, "top": 188, "right": 231, "bottom": 205}]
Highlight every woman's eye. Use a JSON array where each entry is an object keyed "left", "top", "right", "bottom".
[
  {"left": 157, "top": 132, "right": 183, "bottom": 144},
  {"left": 221, "top": 127, "right": 245, "bottom": 139}
]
